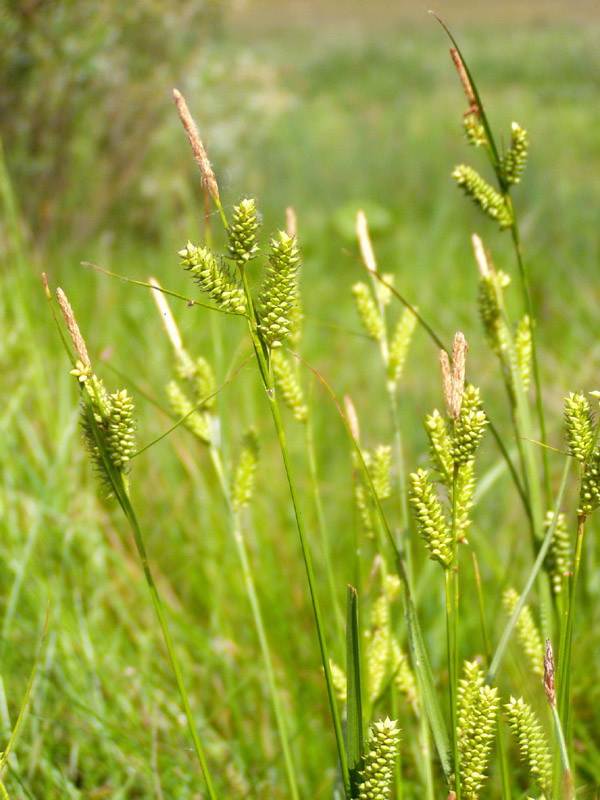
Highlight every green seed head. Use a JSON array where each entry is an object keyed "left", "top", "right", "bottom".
[
  {"left": 499, "top": 122, "right": 529, "bottom": 186},
  {"left": 502, "top": 588, "right": 544, "bottom": 678},
  {"left": 358, "top": 718, "right": 401, "bottom": 800},
  {"left": 543, "top": 511, "right": 572, "bottom": 594},
  {"left": 409, "top": 468, "right": 452, "bottom": 568},
  {"left": 453, "top": 164, "right": 513, "bottom": 229},
  {"left": 227, "top": 198, "right": 260, "bottom": 265},
  {"left": 564, "top": 392, "right": 595, "bottom": 463},
  {"left": 505, "top": 696, "right": 552, "bottom": 797},
  {"left": 231, "top": 428, "right": 260, "bottom": 511},
  {"left": 180, "top": 241, "right": 247, "bottom": 315},
  {"left": 258, "top": 231, "right": 301, "bottom": 348},
  {"left": 271, "top": 349, "right": 308, "bottom": 423},
  {"left": 352, "top": 282, "right": 385, "bottom": 342}
]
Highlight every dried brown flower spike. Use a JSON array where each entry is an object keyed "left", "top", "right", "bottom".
[{"left": 173, "top": 88, "right": 220, "bottom": 203}]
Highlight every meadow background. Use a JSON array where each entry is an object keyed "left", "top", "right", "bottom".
[{"left": 1, "top": 0, "right": 600, "bottom": 796}]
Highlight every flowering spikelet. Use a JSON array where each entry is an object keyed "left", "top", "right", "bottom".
[
  {"left": 358, "top": 718, "right": 401, "bottom": 800},
  {"left": 372, "top": 445, "right": 392, "bottom": 501},
  {"left": 477, "top": 269, "right": 510, "bottom": 355},
  {"left": 271, "top": 349, "right": 307, "bottom": 422},
  {"left": 227, "top": 198, "right": 260, "bottom": 266},
  {"left": 329, "top": 659, "right": 348, "bottom": 703},
  {"left": 390, "top": 638, "right": 418, "bottom": 715},
  {"left": 410, "top": 469, "right": 452, "bottom": 567},
  {"left": 453, "top": 165, "right": 513, "bottom": 229},
  {"left": 502, "top": 588, "right": 544, "bottom": 678},
  {"left": 175, "top": 350, "right": 217, "bottom": 410},
  {"left": 457, "top": 661, "right": 499, "bottom": 800},
  {"left": 231, "top": 428, "right": 259, "bottom": 511},
  {"left": 463, "top": 113, "right": 487, "bottom": 147},
  {"left": 499, "top": 122, "right": 529, "bottom": 186},
  {"left": 505, "top": 696, "right": 552, "bottom": 797},
  {"left": 564, "top": 392, "right": 595, "bottom": 463},
  {"left": 376, "top": 273, "right": 394, "bottom": 307},
  {"left": 543, "top": 511, "right": 572, "bottom": 594},
  {"left": 387, "top": 307, "right": 417, "bottom": 386},
  {"left": 452, "top": 385, "right": 488, "bottom": 466},
  {"left": 425, "top": 409, "right": 453, "bottom": 483},
  {"left": 353, "top": 282, "right": 385, "bottom": 342},
  {"left": 166, "top": 380, "right": 212, "bottom": 444},
  {"left": 514, "top": 315, "right": 532, "bottom": 393},
  {"left": 180, "top": 242, "right": 247, "bottom": 315},
  {"left": 258, "top": 231, "right": 301, "bottom": 348},
  {"left": 366, "top": 592, "right": 391, "bottom": 702}
]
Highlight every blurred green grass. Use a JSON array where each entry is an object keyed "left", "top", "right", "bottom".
[{"left": 1, "top": 4, "right": 600, "bottom": 796}]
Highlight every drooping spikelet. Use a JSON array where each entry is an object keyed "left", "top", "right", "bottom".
[
  {"left": 227, "top": 198, "right": 260, "bottom": 266},
  {"left": 352, "top": 282, "right": 385, "bottom": 343},
  {"left": 271, "top": 349, "right": 308, "bottom": 423},
  {"left": 387, "top": 307, "right": 417, "bottom": 387},
  {"left": 180, "top": 242, "right": 247, "bottom": 315},
  {"left": 505, "top": 696, "right": 552, "bottom": 798},
  {"left": 564, "top": 392, "right": 595, "bottom": 463},
  {"left": 477, "top": 268, "right": 510, "bottom": 356},
  {"left": 231, "top": 428, "right": 259, "bottom": 511},
  {"left": 358, "top": 718, "right": 401, "bottom": 800},
  {"left": 409, "top": 469, "right": 452, "bottom": 567},
  {"left": 452, "top": 385, "right": 488, "bottom": 466},
  {"left": 453, "top": 165, "right": 513, "bottom": 229},
  {"left": 543, "top": 510, "right": 572, "bottom": 595},
  {"left": 372, "top": 445, "right": 392, "bottom": 501},
  {"left": 258, "top": 231, "right": 301, "bottom": 348},
  {"left": 457, "top": 661, "right": 500, "bottom": 800},
  {"left": 499, "top": 122, "right": 529, "bottom": 186},
  {"left": 502, "top": 588, "right": 544, "bottom": 678}
]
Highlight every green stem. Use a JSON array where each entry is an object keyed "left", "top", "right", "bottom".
[
  {"left": 209, "top": 447, "right": 301, "bottom": 800},
  {"left": 445, "top": 568, "right": 460, "bottom": 800}
]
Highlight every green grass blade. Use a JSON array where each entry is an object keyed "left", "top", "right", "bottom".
[{"left": 346, "top": 585, "right": 363, "bottom": 797}]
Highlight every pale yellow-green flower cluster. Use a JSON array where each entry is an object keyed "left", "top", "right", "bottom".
[
  {"left": 227, "top": 198, "right": 260, "bottom": 266},
  {"left": 258, "top": 232, "right": 301, "bottom": 348},
  {"left": 231, "top": 429, "right": 260, "bottom": 511},
  {"left": 179, "top": 241, "right": 247, "bottom": 315},
  {"left": 543, "top": 510, "right": 572, "bottom": 595},
  {"left": 505, "top": 696, "right": 552, "bottom": 798},
  {"left": 453, "top": 164, "right": 513, "bottom": 229},
  {"left": 358, "top": 718, "right": 401, "bottom": 800},
  {"left": 502, "top": 588, "right": 544, "bottom": 678},
  {"left": 564, "top": 391, "right": 600, "bottom": 515},
  {"left": 499, "top": 122, "right": 529, "bottom": 186},
  {"left": 271, "top": 349, "right": 307, "bottom": 423}
]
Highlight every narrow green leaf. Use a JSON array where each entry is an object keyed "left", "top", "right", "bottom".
[{"left": 346, "top": 585, "right": 363, "bottom": 797}]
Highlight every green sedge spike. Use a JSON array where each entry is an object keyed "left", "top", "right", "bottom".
[
  {"left": 454, "top": 460, "right": 475, "bottom": 540},
  {"left": 453, "top": 165, "right": 513, "bottom": 229},
  {"left": 372, "top": 445, "right": 392, "bottom": 501},
  {"left": 502, "top": 588, "right": 544, "bottom": 678},
  {"left": 477, "top": 269, "right": 510, "bottom": 356},
  {"left": 390, "top": 638, "right": 419, "bottom": 716},
  {"left": 358, "top": 718, "right": 401, "bottom": 800},
  {"left": 409, "top": 468, "right": 452, "bottom": 568},
  {"left": 227, "top": 198, "right": 260, "bottom": 266},
  {"left": 499, "top": 122, "right": 529, "bottom": 186},
  {"left": 387, "top": 307, "right": 417, "bottom": 387},
  {"left": 179, "top": 241, "right": 247, "bottom": 315},
  {"left": 366, "top": 592, "right": 391, "bottom": 703},
  {"left": 329, "top": 659, "right": 348, "bottom": 703},
  {"left": 176, "top": 350, "right": 217, "bottom": 411},
  {"left": 451, "top": 384, "right": 488, "bottom": 466},
  {"left": 376, "top": 272, "right": 394, "bottom": 307},
  {"left": 231, "top": 428, "right": 259, "bottom": 511},
  {"left": 505, "top": 697, "right": 552, "bottom": 798},
  {"left": 352, "top": 282, "right": 385, "bottom": 342},
  {"left": 383, "top": 574, "right": 400, "bottom": 603},
  {"left": 271, "top": 349, "right": 308, "bottom": 423},
  {"left": 578, "top": 451, "right": 600, "bottom": 516},
  {"left": 258, "top": 231, "right": 301, "bottom": 348},
  {"left": 463, "top": 113, "right": 487, "bottom": 147},
  {"left": 543, "top": 511, "right": 572, "bottom": 595},
  {"left": 425, "top": 409, "right": 453, "bottom": 484},
  {"left": 564, "top": 392, "right": 595, "bottom": 463},
  {"left": 355, "top": 482, "right": 374, "bottom": 539},
  {"left": 166, "top": 380, "right": 212, "bottom": 444},
  {"left": 457, "top": 661, "right": 499, "bottom": 800},
  {"left": 514, "top": 314, "right": 532, "bottom": 394}
]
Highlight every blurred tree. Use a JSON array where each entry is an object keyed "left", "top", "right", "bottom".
[{"left": 0, "top": 0, "right": 224, "bottom": 251}]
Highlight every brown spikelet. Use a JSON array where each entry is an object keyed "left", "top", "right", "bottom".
[
  {"left": 173, "top": 88, "right": 219, "bottom": 202},
  {"left": 285, "top": 206, "right": 297, "bottom": 238},
  {"left": 344, "top": 395, "right": 361, "bottom": 443},
  {"left": 451, "top": 332, "right": 467, "bottom": 419},
  {"left": 56, "top": 287, "right": 91, "bottom": 367},
  {"left": 356, "top": 210, "right": 377, "bottom": 274},
  {"left": 544, "top": 639, "right": 556, "bottom": 708},
  {"left": 440, "top": 349, "right": 453, "bottom": 418},
  {"left": 450, "top": 48, "right": 478, "bottom": 116}
]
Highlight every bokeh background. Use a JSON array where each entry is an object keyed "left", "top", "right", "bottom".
[{"left": 1, "top": 1, "right": 600, "bottom": 796}]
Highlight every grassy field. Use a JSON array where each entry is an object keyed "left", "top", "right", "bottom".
[{"left": 1, "top": 3, "right": 600, "bottom": 797}]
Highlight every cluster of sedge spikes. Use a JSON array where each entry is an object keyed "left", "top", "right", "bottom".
[
  {"left": 357, "top": 718, "right": 401, "bottom": 800},
  {"left": 180, "top": 197, "right": 301, "bottom": 350},
  {"left": 564, "top": 391, "right": 600, "bottom": 515},
  {"left": 410, "top": 334, "right": 487, "bottom": 568},
  {"left": 505, "top": 696, "right": 553, "bottom": 798},
  {"left": 454, "top": 104, "right": 529, "bottom": 229}
]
